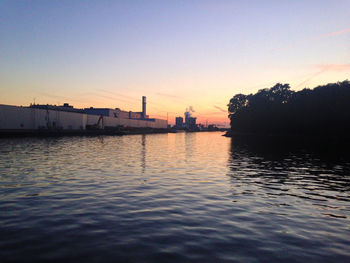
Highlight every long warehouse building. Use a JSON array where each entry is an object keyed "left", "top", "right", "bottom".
[{"left": 0, "top": 96, "right": 168, "bottom": 133}]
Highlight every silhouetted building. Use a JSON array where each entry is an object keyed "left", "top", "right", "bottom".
[
  {"left": 2, "top": 96, "right": 168, "bottom": 132},
  {"left": 208, "top": 124, "right": 218, "bottom": 131},
  {"left": 183, "top": 107, "right": 197, "bottom": 130},
  {"left": 186, "top": 116, "right": 197, "bottom": 130},
  {"left": 30, "top": 103, "right": 84, "bottom": 113},
  {"left": 84, "top": 96, "right": 148, "bottom": 119},
  {"left": 175, "top": 117, "right": 183, "bottom": 128},
  {"left": 142, "top": 96, "right": 146, "bottom": 119}
]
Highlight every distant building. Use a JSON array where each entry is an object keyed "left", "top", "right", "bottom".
[
  {"left": 173, "top": 107, "right": 198, "bottom": 130},
  {"left": 175, "top": 117, "right": 183, "bottom": 128},
  {"left": 183, "top": 108, "right": 197, "bottom": 130},
  {"left": 84, "top": 108, "right": 115, "bottom": 117},
  {"left": 184, "top": 110, "right": 190, "bottom": 125},
  {"left": 84, "top": 96, "right": 149, "bottom": 120},
  {"left": 4, "top": 96, "right": 168, "bottom": 132},
  {"left": 142, "top": 96, "right": 146, "bottom": 119},
  {"left": 186, "top": 117, "right": 197, "bottom": 130},
  {"left": 30, "top": 103, "right": 83, "bottom": 113},
  {"left": 207, "top": 124, "right": 218, "bottom": 131}
]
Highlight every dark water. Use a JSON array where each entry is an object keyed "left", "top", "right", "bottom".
[{"left": 1, "top": 132, "right": 350, "bottom": 262}]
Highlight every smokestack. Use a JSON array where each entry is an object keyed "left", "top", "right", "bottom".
[{"left": 142, "top": 96, "right": 146, "bottom": 119}]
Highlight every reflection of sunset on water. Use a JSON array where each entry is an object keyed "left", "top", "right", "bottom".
[{"left": 1, "top": 132, "right": 350, "bottom": 261}]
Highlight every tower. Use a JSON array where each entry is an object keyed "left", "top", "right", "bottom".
[{"left": 142, "top": 96, "right": 146, "bottom": 119}]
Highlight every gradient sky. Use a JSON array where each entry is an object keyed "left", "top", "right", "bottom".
[{"left": 1, "top": 0, "right": 349, "bottom": 126}]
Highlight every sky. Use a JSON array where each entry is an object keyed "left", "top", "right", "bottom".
[{"left": 0, "top": 0, "right": 349, "bottom": 126}]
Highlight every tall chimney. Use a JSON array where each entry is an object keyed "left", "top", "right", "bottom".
[{"left": 142, "top": 96, "right": 146, "bottom": 119}]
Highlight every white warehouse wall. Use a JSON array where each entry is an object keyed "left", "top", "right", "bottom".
[
  {"left": 0, "top": 105, "right": 35, "bottom": 129},
  {"left": 0, "top": 105, "right": 168, "bottom": 130}
]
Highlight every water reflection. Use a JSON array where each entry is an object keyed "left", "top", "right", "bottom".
[
  {"left": 98, "top": 136, "right": 104, "bottom": 144},
  {"left": 184, "top": 132, "right": 196, "bottom": 162},
  {"left": 228, "top": 136, "right": 350, "bottom": 215},
  {"left": 1, "top": 133, "right": 350, "bottom": 262},
  {"left": 141, "top": 134, "right": 146, "bottom": 174}
]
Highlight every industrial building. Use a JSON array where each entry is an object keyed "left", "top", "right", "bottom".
[
  {"left": 84, "top": 97, "right": 149, "bottom": 120},
  {"left": 0, "top": 96, "right": 168, "bottom": 135},
  {"left": 173, "top": 108, "right": 197, "bottom": 130},
  {"left": 184, "top": 108, "right": 197, "bottom": 130},
  {"left": 175, "top": 117, "right": 184, "bottom": 129},
  {"left": 185, "top": 116, "right": 197, "bottom": 130}
]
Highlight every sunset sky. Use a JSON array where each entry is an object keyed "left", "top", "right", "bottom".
[{"left": 1, "top": 1, "right": 349, "bottom": 126}]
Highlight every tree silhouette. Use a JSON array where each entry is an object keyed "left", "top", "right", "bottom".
[{"left": 228, "top": 80, "right": 350, "bottom": 136}]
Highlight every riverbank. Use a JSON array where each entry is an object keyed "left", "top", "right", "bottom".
[
  {"left": 224, "top": 130, "right": 350, "bottom": 152},
  {"left": 0, "top": 127, "right": 172, "bottom": 138}
]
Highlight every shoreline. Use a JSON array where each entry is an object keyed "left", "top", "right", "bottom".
[
  {"left": 0, "top": 128, "right": 171, "bottom": 138},
  {"left": 223, "top": 130, "right": 350, "bottom": 148},
  {"left": 0, "top": 128, "right": 226, "bottom": 138}
]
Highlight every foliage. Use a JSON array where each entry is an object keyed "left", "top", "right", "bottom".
[{"left": 228, "top": 80, "right": 350, "bottom": 135}]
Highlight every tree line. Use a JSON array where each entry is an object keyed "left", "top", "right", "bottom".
[{"left": 228, "top": 80, "right": 350, "bottom": 136}]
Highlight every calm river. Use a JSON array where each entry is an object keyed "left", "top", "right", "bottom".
[{"left": 1, "top": 132, "right": 350, "bottom": 262}]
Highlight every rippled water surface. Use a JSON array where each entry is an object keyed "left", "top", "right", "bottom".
[{"left": 1, "top": 132, "right": 350, "bottom": 262}]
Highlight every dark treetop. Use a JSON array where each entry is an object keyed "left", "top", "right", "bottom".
[{"left": 228, "top": 80, "right": 350, "bottom": 136}]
